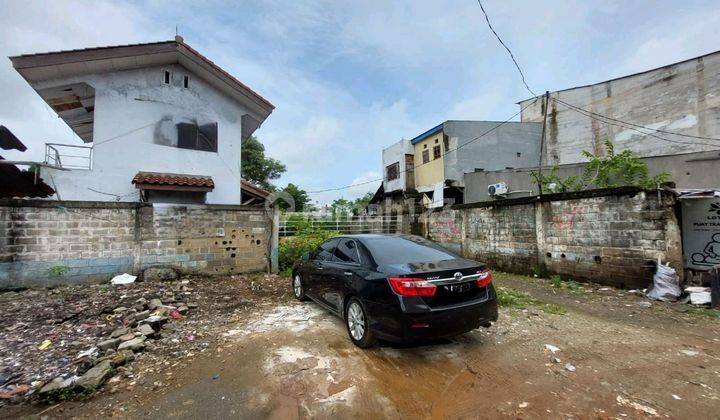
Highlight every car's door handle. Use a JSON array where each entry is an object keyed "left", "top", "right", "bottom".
[
  {"left": 316, "top": 266, "right": 324, "bottom": 271},
  {"left": 343, "top": 272, "right": 353, "bottom": 276}
]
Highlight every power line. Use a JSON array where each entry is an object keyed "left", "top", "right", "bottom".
[
  {"left": 306, "top": 100, "right": 535, "bottom": 194},
  {"left": 476, "top": 0, "right": 536, "bottom": 98},
  {"left": 92, "top": 122, "right": 156, "bottom": 147},
  {"left": 552, "top": 97, "right": 720, "bottom": 149},
  {"left": 553, "top": 97, "right": 720, "bottom": 143}
]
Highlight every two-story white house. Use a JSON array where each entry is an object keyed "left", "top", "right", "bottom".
[{"left": 10, "top": 36, "right": 274, "bottom": 204}]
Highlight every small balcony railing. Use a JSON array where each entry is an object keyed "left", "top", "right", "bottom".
[{"left": 45, "top": 143, "right": 93, "bottom": 170}]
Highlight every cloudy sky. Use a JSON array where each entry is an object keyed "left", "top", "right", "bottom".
[{"left": 1, "top": 0, "right": 719, "bottom": 205}]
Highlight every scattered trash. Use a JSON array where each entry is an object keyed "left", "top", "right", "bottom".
[
  {"left": 679, "top": 349, "right": 699, "bottom": 356},
  {"left": 110, "top": 273, "right": 137, "bottom": 285},
  {"left": 636, "top": 301, "right": 652, "bottom": 308},
  {"left": 552, "top": 357, "right": 561, "bottom": 363},
  {"left": 544, "top": 344, "right": 560, "bottom": 353},
  {"left": 686, "top": 287, "right": 712, "bottom": 305},
  {"left": 169, "top": 310, "right": 184, "bottom": 320},
  {"left": 212, "top": 374, "right": 220, "bottom": 380},
  {"left": 518, "top": 402, "right": 528, "bottom": 408},
  {"left": 672, "top": 394, "right": 682, "bottom": 400},
  {"left": 647, "top": 262, "right": 681, "bottom": 302},
  {"left": 0, "top": 272, "right": 282, "bottom": 403},
  {"left": 564, "top": 363, "right": 576, "bottom": 372},
  {"left": 616, "top": 395, "right": 659, "bottom": 417}
]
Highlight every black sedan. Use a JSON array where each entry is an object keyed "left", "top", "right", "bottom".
[{"left": 291, "top": 234, "right": 498, "bottom": 348}]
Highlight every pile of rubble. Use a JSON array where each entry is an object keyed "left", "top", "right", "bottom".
[{"left": 0, "top": 273, "right": 290, "bottom": 404}]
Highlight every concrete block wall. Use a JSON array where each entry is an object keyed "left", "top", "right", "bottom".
[
  {"left": 0, "top": 200, "right": 272, "bottom": 289},
  {"left": 425, "top": 189, "right": 682, "bottom": 288},
  {"left": 464, "top": 204, "right": 538, "bottom": 274},
  {"left": 537, "top": 192, "right": 682, "bottom": 288}
]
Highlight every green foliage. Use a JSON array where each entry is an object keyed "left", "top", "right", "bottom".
[
  {"left": 277, "top": 183, "right": 311, "bottom": 212},
  {"left": 353, "top": 192, "right": 375, "bottom": 214},
  {"left": 241, "top": 136, "right": 286, "bottom": 190},
  {"left": 331, "top": 198, "right": 353, "bottom": 219},
  {"left": 531, "top": 140, "right": 671, "bottom": 192},
  {"left": 495, "top": 286, "right": 567, "bottom": 315},
  {"left": 47, "top": 266, "right": 68, "bottom": 277},
  {"left": 278, "top": 230, "right": 338, "bottom": 272},
  {"left": 285, "top": 213, "right": 313, "bottom": 234},
  {"left": 549, "top": 275, "right": 584, "bottom": 294}
]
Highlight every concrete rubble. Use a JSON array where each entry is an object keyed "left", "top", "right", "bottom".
[{"left": 0, "top": 273, "right": 288, "bottom": 405}]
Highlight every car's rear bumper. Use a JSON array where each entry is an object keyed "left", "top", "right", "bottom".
[{"left": 364, "top": 287, "right": 498, "bottom": 343}]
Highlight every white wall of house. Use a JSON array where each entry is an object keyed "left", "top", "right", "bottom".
[
  {"left": 39, "top": 64, "right": 247, "bottom": 204},
  {"left": 382, "top": 138, "right": 413, "bottom": 193}
]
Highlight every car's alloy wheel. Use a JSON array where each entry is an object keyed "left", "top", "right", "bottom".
[
  {"left": 347, "top": 302, "right": 365, "bottom": 340},
  {"left": 293, "top": 274, "right": 306, "bottom": 301},
  {"left": 345, "top": 298, "right": 376, "bottom": 348}
]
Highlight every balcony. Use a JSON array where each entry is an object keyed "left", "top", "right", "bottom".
[{"left": 45, "top": 143, "right": 93, "bottom": 170}]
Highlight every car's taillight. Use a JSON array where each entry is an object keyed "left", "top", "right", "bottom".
[
  {"left": 388, "top": 277, "right": 437, "bottom": 297},
  {"left": 475, "top": 269, "right": 493, "bottom": 288}
]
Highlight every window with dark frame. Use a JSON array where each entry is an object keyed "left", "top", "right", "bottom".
[
  {"left": 386, "top": 162, "right": 399, "bottom": 181},
  {"left": 163, "top": 70, "right": 171, "bottom": 84},
  {"left": 422, "top": 149, "right": 430, "bottom": 163},
  {"left": 183, "top": 75, "right": 189, "bottom": 88},
  {"left": 334, "top": 239, "right": 361, "bottom": 264},
  {"left": 433, "top": 145, "right": 441, "bottom": 159},
  {"left": 443, "top": 135, "right": 449, "bottom": 152},
  {"left": 176, "top": 122, "right": 218, "bottom": 152}
]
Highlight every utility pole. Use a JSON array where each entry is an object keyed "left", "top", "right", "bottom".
[{"left": 537, "top": 91, "right": 550, "bottom": 195}]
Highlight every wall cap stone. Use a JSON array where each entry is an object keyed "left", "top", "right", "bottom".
[{"left": 453, "top": 187, "right": 673, "bottom": 210}]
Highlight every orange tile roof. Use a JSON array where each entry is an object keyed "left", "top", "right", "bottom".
[{"left": 132, "top": 172, "right": 214, "bottom": 188}]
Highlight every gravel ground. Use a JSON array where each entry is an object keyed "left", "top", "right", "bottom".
[{"left": 0, "top": 273, "right": 291, "bottom": 405}]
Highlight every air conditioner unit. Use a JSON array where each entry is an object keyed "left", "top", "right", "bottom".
[{"left": 488, "top": 182, "right": 508, "bottom": 196}]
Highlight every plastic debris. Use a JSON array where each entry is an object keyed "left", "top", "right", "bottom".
[
  {"left": 679, "top": 349, "right": 699, "bottom": 356},
  {"left": 647, "top": 262, "right": 681, "bottom": 302},
  {"left": 111, "top": 273, "right": 137, "bottom": 285},
  {"left": 564, "top": 363, "right": 576, "bottom": 372},
  {"left": 37, "top": 339, "right": 52, "bottom": 350},
  {"left": 686, "top": 287, "right": 712, "bottom": 305},
  {"left": 544, "top": 344, "right": 560, "bottom": 353},
  {"left": 672, "top": 394, "right": 682, "bottom": 400},
  {"left": 616, "top": 395, "right": 658, "bottom": 417}
]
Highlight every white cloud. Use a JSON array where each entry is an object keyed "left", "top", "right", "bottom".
[{"left": 2, "top": 0, "right": 719, "bottom": 206}]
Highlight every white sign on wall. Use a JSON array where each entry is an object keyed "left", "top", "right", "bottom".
[{"left": 682, "top": 197, "right": 720, "bottom": 270}]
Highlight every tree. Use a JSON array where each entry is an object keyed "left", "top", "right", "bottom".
[
  {"left": 530, "top": 139, "right": 671, "bottom": 193},
  {"left": 277, "top": 183, "right": 311, "bottom": 212},
  {"left": 241, "top": 136, "right": 286, "bottom": 190},
  {"left": 352, "top": 192, "right": 375, "bottom": 214},
  {"left": 331, "top": 198, "right": 353, "bottom": 219}
]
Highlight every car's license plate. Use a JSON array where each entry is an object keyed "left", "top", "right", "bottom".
[{"left": 444, "top": 282, "right": 471, "bottom": 293}]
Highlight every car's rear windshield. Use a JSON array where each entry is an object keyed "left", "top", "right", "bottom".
[{"left": 362, "top": 236, "right": 457, "bottom": 265}]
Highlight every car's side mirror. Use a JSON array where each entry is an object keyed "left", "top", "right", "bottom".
[{"left": 301, "top": 252, "right": 310, "bottom": 261}]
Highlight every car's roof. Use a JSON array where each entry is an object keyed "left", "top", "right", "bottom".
[{"left": 336, "top": 233, "right": 415, "bottom": 241}]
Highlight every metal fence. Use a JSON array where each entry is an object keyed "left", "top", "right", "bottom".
[
  {"left": 279, "top": 213, "right": 402, "bottom": 237},
  {"left": 45, "top": 143, "right": 93, "bottom": 170}
]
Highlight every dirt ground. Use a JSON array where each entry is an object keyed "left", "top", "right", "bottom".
[{"left": 2, "top": 273, "right": 719, "bottom": 419}]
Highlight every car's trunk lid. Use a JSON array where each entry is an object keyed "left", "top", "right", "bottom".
[{"left": 381, "top": 259, "right": 489, "bottom": 309}]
